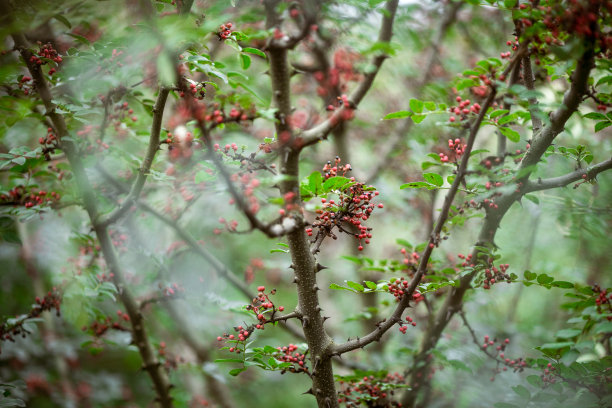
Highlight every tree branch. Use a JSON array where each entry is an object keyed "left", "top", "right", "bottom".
[
  {"left": 298, "top": 0, "right": 399, "bottom": 150},
  {"left": 97, "top": 87, "right": 170, "bottom": 228},
  {"left": 524, "top": 157, "right": 612, "bottom": 193}
]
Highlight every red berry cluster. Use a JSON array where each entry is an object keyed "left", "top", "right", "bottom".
[
  {"left": 217, "top": 22, "right": 233, "bottom": 40},
  {"left": 187, "top": 81, "right": 206, "bottom": 100},
  {"left": 337, "top": 372, "right": 405, "bottom": 407},
  {"left": 501, "top": 36, "right": 520, "bottom": 59},
  {"left": 593, "top": 284, "right": 612, "bottom": 320},
  {"left": 400, "top": 248, "right": 420, "bottom": 269},
  {"left": 313, "top": 48, "right": 360, "bottom": 98},
  {"left": 29, "top": 42, "right": 62, "bottom": 66},
  {"left": 481, "top": 336, "right": 527, "bottom": 380},
  {"left": 309, "top": 158, "right": 381, "bottom": 250},
  {"left": 0, "top": 288, "right": 62, "bottom": 354},
  {"left": 540, "top": 362, "right": 558, "bottom": 385},
  {"left": 449, "top": 96, "right": 481, "bottom": 123},
  {"left": 112, "top": 101, "right": 137, "bottom": 132},
  {"left": 273, "top": 344, "right": 309, "bottom": 374},
  {"left": 0, "top": 186, "right": 61, "bottom": 209},
  {"left": 81, "top": 315, "right": 130, "bottom": 337},
  {"left": 386, "top": 277, "right": 423, "bottom": 304},
  {"left": 158, "top": 341, "right": 186, "bottom": 371},
  {"left": 399, "top": 316, "right": 417, "bottom": 334},
  {"left": 162, "top": 282, "right": 185, "bottom": 297},
  {"left": 18, "top": 75, "right": 33, "bottom": 95},
  {"left": 217, "top": 286, "right": 285, "bottom": 353},
  {"left": 439, "top": 137, "right": 467, "bottom": 162},
  {"left": 244, "top": 258, "right": 265, "bottom": 284},
  {"left": 482, "top": 263, "right": 511, "bottom": 289}
]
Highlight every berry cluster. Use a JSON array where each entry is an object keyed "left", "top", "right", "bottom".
[
  {"left": 217, "top": 22, "right": 233, "bottom": 40},
  {"left": 337, "top": 372, "right": 405, "bottom": 407},
  {"left": 0, "top": 186, "right": 61, "bottom": 209},
  {"left": 398, "top": 316, "right": 417, "bottom": 334},
  {"left": 310, "top": 158, "right": 381, "bottom": 250},
  {"left": 385, "top": 277, "right": 423, "bottom": 304},
  {"left": 158, "top": 341, "right": 186, "bottom": 371},
  {"left": 474, "top": 262, "right": 511, "bottom": 290},
  {"left": 439, "top": 137, "right": 467, "bottom": 163},
  {"left": 399, "top": 248, "right": 420, "bottom": 267},
  {"left": 313, "top": 48, "right": 360, "bottom": 98},
  {"left": 540, "top": 362, "right": 558, "bottom": 385},
  {"left": 449, "top": 96, "right": 481, "bottom": 123},
  {"left": 480, "top": 336, "right": 527, "bottom": 381},
  {"left": 500, "top": 36, "right": 520, "bottom": 59},
  {"left": 592, "top": 284, "right": 612, "bottom": 320},
  {"left": 29, "top": 42, "right": 62, "bottom": 66},
  {"left": 82, "top": 315, "right": 130, "bottom": 337},
  {"left": 273, "top": 344, "right": 308, "bottom": 374},
  {"left": 244, "top": 258, "right": 265, "bottom": 284},
  {"left": 217, "top": 286, "right": 285, "bottom": 353},
  {"left": 18, "top": 75, "right": 33, "bottom": 95},
  {"left": 187, "top": 82, "right": 206, "bottom": 100},
  {"left": 0, "top": 289, "right": 62, "bottom": 353}
]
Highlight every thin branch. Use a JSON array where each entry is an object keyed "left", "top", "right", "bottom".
[
  {"left": 518, "top": 43, "right": 595, "bottom": 176},
  {"left": 98, "top": 87, "right": 170, "bottom": 228},
  {"left": 522, "top": 54, "right": 542, "bottom": 134},
  {"left": 524, "top": 157, "right": 612, "bottom": 193},
  {"left": 298, "top": 0, "right": 399, "bottom": 150},
  {"left": 331, "top": 87, "right": 498, "bottom": 357}
]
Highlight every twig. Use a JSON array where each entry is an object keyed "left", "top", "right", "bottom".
[
  {"left": 298, "top": 0, "right": 399, "bottom": 150},
  {"left": 98, "top": 87, "right": 170, "bottom": 228}
]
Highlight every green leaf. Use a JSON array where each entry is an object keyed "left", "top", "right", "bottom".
[
  {"left": 400, "top": 182, "right": 436, "bottom": 190},
  {"left": 489, "top": 109, "right": 509, "bottom": 118},
  {"left": 499, "top": 127, "right": 520, "bottom": 142},
  {"left": 308, "top": 172, "right": 323, "bottom": 196},
  {"left": 526, "top": 374, "right": 543, "bottom": 388},
  {"left": 409, "top": 98, "right": 423, "bottom": 114},
  {"left": 411, "top": 114, "right": 426, "bottom": 124},
  {"left": 512, "top": 384, "right": 530, "bottom": 400},
  {"left": 242, "top": 47, "right": 266, "bottom": 58},
  {"left": 329, "top": 283, "right": 351, "bottom": 291},
  {"left": 383, "top": 110, "right": 412, "bottom": 120},
  {"left": 365, "top": 281, "right": 377, "bottom": 290},
  {"left": 423, "top": 172, "right": 443, "bottom": 187},
  {"left": 594, "top": 321, "right": 612, "bottom": 334},
  {"left": 584, "top": 112, "right": 607, "bottom": 120},
  {"left": 595, "top": 121, "right": 611, "bottom": 132},
  {"left": 323, "top": 176, "right": 354, "bottom": 192},
  {"left": 504, "top": 0, "right": 517, "bottom": 8},
  {"left": 551, "top": 281, "right": 574, "bottom": 289},
  {"left": 424, "top": 101, "right": 436, "bottom": 111},
  {"left": 524, "top": 270, "right": 537, "bottom": 281},
  {"left": 53, "top": 14, "right": 72, "bottom": 29},
  {"left": 239, "top": 53, "right": 251, "bottom": 70},
  {"left": 346, "top": 281, "right": 365, "bottom": 292},
  {"left": 555, "top": 329, "right": 581, "bottom": 339},
  {"left": 537, "top": 274, "right": 554, "bottom": 285},
  {"left": 229, "top": 367, "right": 247, "bottom": 376},
  {"left": 538, "top": 342, "right": 574, "bottom": 350}
]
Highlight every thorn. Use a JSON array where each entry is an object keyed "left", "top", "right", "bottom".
[
  {"left": 322, "top": 316, "right": 330, "bottom": 322},
  {"left": 312, "top": 285, "right": 320, "bottom": 292},
  {"left": 316, "top": 263, "right": 328, "bottom": 272},
  {"left": 302, "top": 388, "right": 314, "bottom": 395},
  {"left": 289, "top": 264, "right": 295, "bottom": 269},
  {"left": 316, "top": 305, "right": 322, "bottom": 312},
  {"left": 293, "top": 276, "right": 299, "bottom": 284}
]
